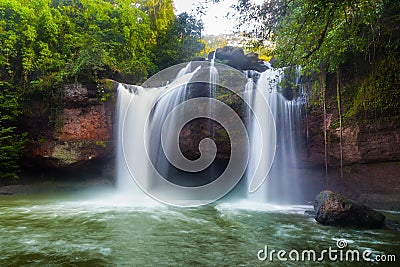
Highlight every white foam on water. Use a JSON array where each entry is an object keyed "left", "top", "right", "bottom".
[{"left": 215, "top": 199, "right": 312, "bottom": 214}]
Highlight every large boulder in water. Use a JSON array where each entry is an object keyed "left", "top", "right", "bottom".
[{"left": 314, "top": 190, "right": 385, "bottom": 228}]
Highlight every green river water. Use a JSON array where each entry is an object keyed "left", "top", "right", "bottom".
[{"left": 0, "top": 188, "right": 399, "bottom": 266}]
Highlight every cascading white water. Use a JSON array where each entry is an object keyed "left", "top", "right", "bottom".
[
  {"left": 116, "top": 84, "right": 160, "bottom": 201},
  {"left": 209, "top": 58, "right": 218, "bottom": 159},
  {"left": 116, "top": 62, "right": 303, "bottom": 205},
  {"left": 247, "top": 68, "right": 303, "bottom": 204},
  {"left": 116, "top": 64, "right": 203, "bottom": 201}
]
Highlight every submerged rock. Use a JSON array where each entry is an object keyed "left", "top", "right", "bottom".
[{"left": 314, "top": 190, "right": 385, "bottom": 228}]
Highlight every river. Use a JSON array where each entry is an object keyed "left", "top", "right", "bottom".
[{"left": 0, "top": 188, "right": 398, "bottom": 266}]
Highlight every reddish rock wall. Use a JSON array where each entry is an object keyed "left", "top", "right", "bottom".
[
  {"left": 23, "top": 82, "right": 117, "bottom": 171},
  {"left": 305, "top": 111, "right": 400, "bottom": 166}
]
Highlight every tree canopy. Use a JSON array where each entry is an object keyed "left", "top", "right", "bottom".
[{"left": 235, "top": 0, "right": 400, "bottom": 73}]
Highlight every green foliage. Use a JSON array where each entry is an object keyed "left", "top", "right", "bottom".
[
  {"left": 55, "top": 0, "right": 156, "bottom": 83},
  {"left": 345, "top": 55, "right": 400, "bottom": 120},
  {"left": 153, "top": 12, "right": 204, "bottom": 70},
  {"left": 96, "top": 79, "right": 116, "bottom": 102},
  {"left": 0, "top": 0, "right": 204, "bottom": 89},
  {"left": 235, "top": 0, "right": 399, "bottom": 72},
  {"left": 0, "top": 82, "right": 26, "bottom": 180}
]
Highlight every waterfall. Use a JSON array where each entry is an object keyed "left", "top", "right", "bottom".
[
  {"left": 116, "top": 84, "right": 160, "bottom": 201},
  {"left": 115, "top": 64, "right": 206, "bottom": 204},
  {"left": 146, "top": 64, "right": 204, "bottom": 187},
  {"left": 247, "top": 68, "right": 303, "bottom": 204},
  {"left": 115, "top": 62, "right": 303, "bottom": 205}
]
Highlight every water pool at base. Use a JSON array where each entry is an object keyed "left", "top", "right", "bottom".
[{"left": 0, "top": 190, "right": 399, "bottom": 266}]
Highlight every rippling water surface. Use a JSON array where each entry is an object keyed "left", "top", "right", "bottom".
[{"left": 0, "top": 189, "right": 399, "bottom": 266}]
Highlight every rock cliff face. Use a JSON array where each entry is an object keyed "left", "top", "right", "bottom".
[
  {"left": 305, "top": 111, "right": 400, "bottom": 166},
  {"left": 22, "top": 82, "right": 117, "bottom": 175}
]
